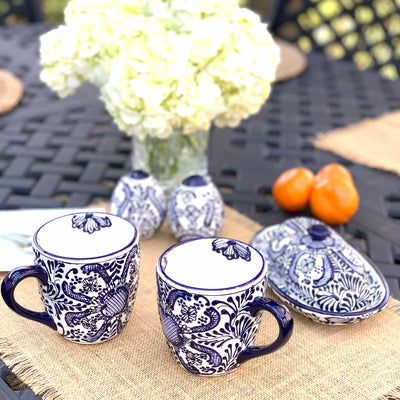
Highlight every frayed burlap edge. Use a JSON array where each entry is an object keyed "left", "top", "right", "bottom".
[
  {"left": 0, "top": 337, "right": 62, "bottom": 400},
  {"left": 376, "top": 298, "right": 400, "bottom": 400},
  {"left": 1, "top": 280, "right": 400, "bottom": 400}
]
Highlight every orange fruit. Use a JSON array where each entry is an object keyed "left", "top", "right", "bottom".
[
  {"left": 315, "top": 163, "right": 354, "bottom": 184},
  {"left": 272, "top": 167, "right": 315, "bottom": 212},
  {"left": 309, "top": 177, "right": 359, "bottom": 225}
]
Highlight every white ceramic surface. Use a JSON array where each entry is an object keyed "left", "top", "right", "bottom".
[
  {"left": 160, "top": 237, "right": 263, "bottom": 290},
  {"left": 35, "top": 212, "right": 135, "bottom": 260},
  {"left": 0, "top": 207, "right": 104, "bottom": 271}
]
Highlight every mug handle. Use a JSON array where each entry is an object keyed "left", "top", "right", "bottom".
[
  {"left": 1, "top": 265, "right": 57, "bottom": 330},
  {"left": 237, "top": 297, "right": 293, "bottom": 364}
]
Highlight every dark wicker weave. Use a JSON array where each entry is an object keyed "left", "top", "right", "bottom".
[
  {"left": 1, "top": 24, "right": 400, "bottom": 398},
  {"left": 0, "top": 0, "right": 43, "bottom": 25}
]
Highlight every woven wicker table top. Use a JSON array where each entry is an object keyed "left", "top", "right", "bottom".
[
  {"left": 1, "top": 22, "right": 400, "bottom": 400},
  {"left": 0, "top": 24, "right": 400, "bottom": 300},
  {"left": 1, "top": 24, "right": 400, "bottom": 300}
]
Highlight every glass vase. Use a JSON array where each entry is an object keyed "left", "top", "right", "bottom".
[{"left": 131, "top": 128, "right": 210, "bottom": 195}]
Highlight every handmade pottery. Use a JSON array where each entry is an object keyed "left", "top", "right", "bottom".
[
  {"left": 156, "top": 237, "right": 293, "bottom": 375},
  {"left": 251, "top": 217, "right": 389, "bottom": 324},
  {"left": 167, "top": 175, "right": 224, "bottom": 241},
  {"left": 110, "top": 170, "right": 166, "bottom": 239},
  {"left": 1, "top": 212, "right": 140, "bottom": 343}
]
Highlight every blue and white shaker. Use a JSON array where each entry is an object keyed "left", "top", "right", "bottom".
[
  {"left": 111, "top": 170, "right": 166, "bottom": 239},
  {"left": 167, "top": 175, "right": 224, "bottom": 241}
]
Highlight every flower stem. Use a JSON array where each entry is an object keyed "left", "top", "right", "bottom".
[{"left": 131, "top": 128, "right": 210, "bottom": 194}]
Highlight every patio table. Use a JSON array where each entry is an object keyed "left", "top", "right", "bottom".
[{"left": 1, "top": 23, "right": 400, "bottom": 399}]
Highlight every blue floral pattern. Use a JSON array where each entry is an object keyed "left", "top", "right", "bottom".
[
  {"left": 167, "top": 181, "right": 224, "bottom": 241},
  {"left": 71, "top": 213, "right": 112, "bottom": 234},
  {"left": 212, "top": 239, "right": 251, "bottom": 261},
  {"left": 35, "top": 244, "right": 140, "bottom": 343},
  {"left": 251, "top": 217, "right": 389, "bottom": 324},
  {"left": 157, "top": 275, "right": 267, "bottom": 375},
  {"left": 110, "top": 173, "right": 166, "bottom": 239}
]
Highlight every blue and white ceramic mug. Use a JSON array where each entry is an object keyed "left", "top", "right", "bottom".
[
  {"left": 156, "top": 237, "right": 293, "bottom": 375},
  {"left": 1, "top": 212, "right": 140, "bottom": 344}
]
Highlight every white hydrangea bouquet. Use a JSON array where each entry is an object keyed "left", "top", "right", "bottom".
[{"left": 40, "top": 0, "right": 279, "bottom": 190}]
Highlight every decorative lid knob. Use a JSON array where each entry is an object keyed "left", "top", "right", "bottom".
[
  {"left": 182, "top": 175, "right": 208, "bottom": 187},
  {"left": 308, "top": 224, "right": 330, "bottom": 241},
  {"left": 129, "top": 170, "right": 149, "bottom": 179}
]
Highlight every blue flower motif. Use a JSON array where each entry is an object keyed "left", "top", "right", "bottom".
[
  {"left": 72, "top": 213, "right": 112, "bottom": 234},
  {"left": 180, "top": 304, "right": 197, "bottom": 323},
  {"left": 185, "top": 350, "right": 202, "bottom": 366},
  {"left": 212, "top": 239, "right": 251, "bottom": 261},
  {"left": 185, "top": 205, "right": 201, "bottom": 223},
  {"left": 82, "top": 277, "right": 100, "bottom": 293}
]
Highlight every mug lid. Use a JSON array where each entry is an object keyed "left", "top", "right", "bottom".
[
  {"left": 157, "top": 237, "right": 265, "bottom": 292},
  {"left": 34, "top": 212, "right": 138, "bottom": 261}
]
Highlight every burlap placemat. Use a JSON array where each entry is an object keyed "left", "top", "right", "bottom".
[
  {"left": 1, "top": 207, "right": 400, "bottom": 400},
  {"left": 0, "top": 69, "right": 24, "bottom": 115},
  {"left": 275, "top": 39, "right": 308, "bottom": 82},
  {"left": 313, "top": 111, "right": 400, "bottom": 176}
]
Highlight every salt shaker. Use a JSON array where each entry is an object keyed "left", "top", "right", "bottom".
[
  {"left": 167, "top": 175, "right": 224, "bottom": 241},
  {"left": 111, "top": 170, "right": 166, "bottom": 239}
]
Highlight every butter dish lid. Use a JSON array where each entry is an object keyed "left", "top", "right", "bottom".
[{"left": 250, "top": 217, "right": 389, "bottom": 324}]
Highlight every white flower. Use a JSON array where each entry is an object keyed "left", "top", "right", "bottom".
[{"left": 40, "top": 0, "right": 280, "bottom": 139}]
